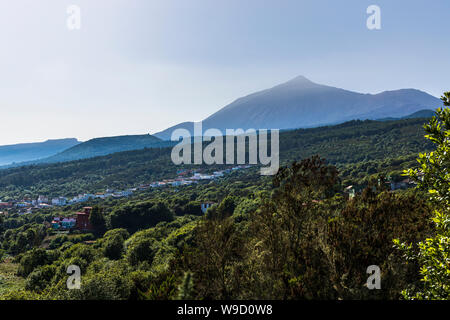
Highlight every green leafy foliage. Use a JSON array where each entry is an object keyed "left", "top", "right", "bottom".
[
  {"left": 397, "top": 93, "right": 450, "bottom": 300},
  {"left": 1, "top": 111, "right": 447, "bottom": 300}
]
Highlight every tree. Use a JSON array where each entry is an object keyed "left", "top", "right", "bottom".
[
  {"left": 176, "top": 272, "right": 195, "bottom": 300},
  {"left": 186, "top": 215, "right": 244, "bottom": 299},
  {"left": 329, "top": 190, "right": 432, "bottom": 299},
  {"left": 17, "top": 248, "right": 51, "bottom": 277},
  {"left": 25, "top": 265, "right": 56, "bottom": 292},
  {"left": 397, "top": 92, "right": 450, "bottom": 299},
  {"left": 126, "top": 238, "right": 156, "bottom": 266},
  {"left": 249, "top": 156, "right": 340, "bottom": 299},
  {"left": 108, "top": 201, "right": 174, "bottom": 233},
  {"left": 89, "top": 206, "right": 106, "bottom": 236},
  {"left": 0, "top": 215, "right": 4, "bottom": 233},
  {"left": 103, "top": 234, "right": 125, "bottom": 260}
]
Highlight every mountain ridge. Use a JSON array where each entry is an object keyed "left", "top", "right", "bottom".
[
  {"left": 154, "top": 76, "right": 440, "bottom": 140},
  {"left": 0, "top": 134, "right": 174, "bottom": 168},
  {"left": 0, "top": 138, "right": 80, "bottom": 166},
  {"left": 44, "top": 134, "right": 173, "bottom": 163}
]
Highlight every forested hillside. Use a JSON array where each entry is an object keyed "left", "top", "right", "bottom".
[
  {"left": 0, "top": 139, "right": 80, "bottom": 166},
  {"left": 1, "top": 103, "right": 449, "bottom": 300},
  {"left": 0, "top": 118, "right": 433, "bottom": 200}
]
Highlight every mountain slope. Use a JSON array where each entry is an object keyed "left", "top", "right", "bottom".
[
  {"left": 402, "top": 109, "right": 436, "bottom": 119},
  {"left": 0, "top": 118, "right": 434, "bottom": 199},
  {"left": 0, "top": 138, "right": 80, "bottom": 166},
  {"left": 377, "top": 109, "right": 436, "bottom": 121},
  {"left": 41, "top": 134, "right": 174, "bottom": 163},
  {"left": 154, "top": 76, "right": 440, "bottom": 140}
]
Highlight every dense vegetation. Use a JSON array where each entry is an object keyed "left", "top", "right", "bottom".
[
  {"left": 40, "top": 134, "right": 174, "bottom": 164},
  {"left": 2, "top": 99, "right": 450, "bottom": 300},
  {"left": 0, "top": 118, "right": 433, "bottom": 200},
  {"left": 0, "top": 157, "right": 435, "bottom": 300}
]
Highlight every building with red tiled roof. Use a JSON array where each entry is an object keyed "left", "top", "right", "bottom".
[{"left": 75, "top": 207, "right": 93, "bottom": 231}]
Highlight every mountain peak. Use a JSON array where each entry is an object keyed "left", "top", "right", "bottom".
[
  {"left": 290, "top": 75, "right": 312, "bottom": 82},
  {"left": 278, "top": 75, "right": 321, "bottom": 89},
  {"left": 154, "top": 77, "right": 441, "bottom": 140}
]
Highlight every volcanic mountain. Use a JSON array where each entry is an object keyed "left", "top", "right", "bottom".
[{"left": 154, "top": 76, "right": 440, "bottom": 140}]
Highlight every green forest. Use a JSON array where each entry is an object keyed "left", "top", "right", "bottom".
[
  {"left": 0, "top": 117, "right": 433, "bottom": 200},
  {"left": 1, "top": 93, "right": 449, "bottom": 300}
]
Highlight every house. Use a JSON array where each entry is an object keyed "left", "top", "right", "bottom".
[
  {"left": 171, "top": 180, "right": 183, "bottom": 186},
  {"left": 390, "top": 179, "right": 415, "bottom": 191},
  {"left": 197, "top": 174, "right": 214, "bottom": 180},
  {"left": 121, "top": 190, "right": 133, "bottom": 197},
  {"left": 38, "top": 195, "right": 48, "bottom": 204},
  {"left": 51, "top": 218, "right": 61, "bottom": 230},
  {"left": 0, "top": 202, "right": 12, "bottom": 209},
  {"left": 51, "top": 217, "right": 76, "bottom": 230},
  {"left": 61, "top": 218, "right": 76, "bottom": 229},
  {"left": 52, "top": 197, "right": 68, "bottom": 206},
  {"left": 213, "top": 171, "right": 224, "bottom": 177},
  {"left": 38, "top": 203, "right": 52, "bottom": 209},
  {"left": 344, "top": 185, "right": 356, "bottom": 199},
  {"left": 16, "top": 202, "right": 29, "bottom": 208},
  {"left": 75, "top": 207, "right": 93, "bottom": 231},
  {"left": 177, "top": 169, "right": 190, "bottom": 176},
  {"left": 72, "top": 193, "right": 94, "bottom": 203},
  {"left": 201, "top": 202, "right": 216, "bottom": 214},
  {"left": 95, "top": 193, "right": 106, "bottom": 199}
]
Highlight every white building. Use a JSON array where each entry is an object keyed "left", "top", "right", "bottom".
[
  {"left": 38, "top": 195, "right": 48, "bottom": 204},
  {"left": 201, "top": 202, "right": 216, "bottom": 214},
  {"left": 52, "top": 197, "right": 68, "bottom": 206}
]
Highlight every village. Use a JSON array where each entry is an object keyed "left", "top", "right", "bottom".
[
  {"left": 0, "top": 165, "right": 253, "bottom": 218},
  {"left": 0, "top": 166, "right": 419, "bottom": 233}
]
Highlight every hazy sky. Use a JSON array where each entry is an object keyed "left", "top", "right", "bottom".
[{"left": 1, "top": 0, "right": 449, "bottom": 145}]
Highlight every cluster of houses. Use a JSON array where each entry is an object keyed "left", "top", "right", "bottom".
[
  {"left": 51, "top": 201, "right": 218, "bottom": 232},
  {"left": 134, "top": 166, "right": 252, "bottom": 190},
  {"left": 51, "top": 207, "right": 93, "bottom": 231},
  {"left": 0, "top": 165, "right": 252, "bottom": 216},
  {"left": 0, "top": 190, "right": 135, "bottom": 215},
  {"left": 344, "top": 177, "right": 418, "bottom": 199},
  {"left": 51, "top": 216, "right": 76, "bottom": 230}
]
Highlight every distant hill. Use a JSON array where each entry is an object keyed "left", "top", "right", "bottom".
[
  {"left": 0, "top": 134, "right": 175, "bottom": 168},
  {"left": 402, "top": 109, "right": 436, "bottom": 119},
  {"left": 0, "top": 138, "right": 80, "bottom": 166},
  {"left": 0, "top": 118, "right": 434, "bottom": 199},
  {"left": 154, "top": 76, "right": 440, "bottom": 140},
  {"left": 40, "top": 134, "right": 174, "bottom": 163},
  {"left": 377, "top": 109, "right": 436, "bottom": 121}
]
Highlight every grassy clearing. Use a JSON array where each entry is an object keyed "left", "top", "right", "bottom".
[{"left": 0, "top": 258, "right": 26, "bottom": 298}]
